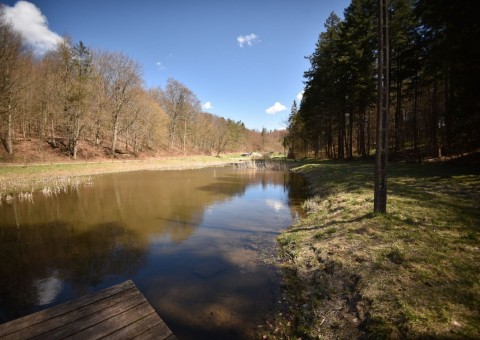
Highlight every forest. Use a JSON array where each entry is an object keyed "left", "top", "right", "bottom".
[
  {"left": 2, "top": 1, "right": 478, "bottom": 163},
  {"left": 285, "top": 0, "right": 479, "bottom": 161},
  {"left": 0, "top": 7, "right": 285, "bottom": 161}
]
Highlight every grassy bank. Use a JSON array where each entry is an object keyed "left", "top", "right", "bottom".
[
  {"left": 0, "top": 155, "right": 242, "bottom": 199},
  {"left": 268, "top": 160, "right": 480, "bottom": 339}
]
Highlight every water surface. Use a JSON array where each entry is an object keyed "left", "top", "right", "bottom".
[{"left": 0, "top": 167, "right": 305, "bottom": 339}]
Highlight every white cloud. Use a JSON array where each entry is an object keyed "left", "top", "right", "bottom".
[
  {"left": 237, "top": 33, "right": 259, "bottom": 47},
  {"left": 3, "top": 1, "right": 63, "bottom": 55},
  {"left": 34, "top": 271, "right": 63, "bottom": 305},
  {"left": 296, "top": 91, "right": 304, "bottom": 101},
  {"left": 266, "top": 102, "right": 287, "bottom": 115},
  {"left": 202, "top": 101, "right": 213, "bottom": 110},
  {"left": 156, "top": 61, "right": 167, "bottom": 71},
  {"left": 266, "top": 199, "right": 285, "bottom": 212}
]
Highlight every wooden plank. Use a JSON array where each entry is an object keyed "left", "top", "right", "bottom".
[
  {"left": 0, "top": 280, "right": 135, "bottom": 337},
  {"left": 32, "top": 292, "right": 147, "bottom": 339},
  {"left": 67, "top": 301, "right": 156, "bottom": 340},
  {"left": 133, "top": 322, "right": 177, "bottom": 340},
  {"left": 0, "top": 280, "right": 175, "bottom": 340},
  {"left": 1, "top": 288, "right": 142, "bottom": 339},
  {"left": 107, "top": 312, "right": 164, "bottom": 339}
]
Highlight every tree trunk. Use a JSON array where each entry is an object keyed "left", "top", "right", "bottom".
[
  {"left": 366, "top": 109, "right": 371, "bottom": 157},
  {"left": 348, "top": 109, "right": 354, "bottom": 159},
  {"left": 327, "top": 118, "right": 333, "bottom": 158},
  {"left": 183, "top": 119, "right": 187, "bottom": 153},
  {"left": 430, "top": 76, "right": 439, "bottom": 155},
  {"left": 394, "top": 80, "right": 403, "bottom": 152},
  {"left": 374, "top": 0, "right": 389, "bottom": 213},
  {"left": 50, "top": 118, "right": 56, "bottom": 148},
  {"left": 95, "top": 127, "right": 100, "bottom": 146},
  {"left": 394, "top": 52, "right": 403, "bottom": 152},
  {"left": 359, "top": 107, "right": 366, "bottom": 158},
  {"left": 72, "top": 119, "right": 80, "bottom": 160},
  {"left": 133, "top": 131, "right": 139, "bottom": 156},
  {"left": 169, "top": 121, "right": 176, "bottom": 150},
  {"left": 5, "top": 107, "right": 14, "bottom": 154},
  {"left": 444, "top": 70, "right": 452, "bottom": 154},
  {"left": 413, "top": 71, "right": 419, "bottom": 160},
  {"left": 337, "top": 111, "right": 345, "bottom": 159},
  {"left": 112, "top": 114, "right": 119, "bottom": 158}
]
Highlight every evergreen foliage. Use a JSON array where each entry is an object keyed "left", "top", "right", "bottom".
[{"left": 287, "top": 0, "right": 479, "bottom": 160}]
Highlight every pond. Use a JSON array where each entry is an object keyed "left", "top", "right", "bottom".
[{"left": 0, "top": 166, "right": 306, "bottom": 339}]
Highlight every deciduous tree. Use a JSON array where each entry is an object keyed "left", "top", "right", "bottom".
[
  {"left": 94, "top": 51, "right": 142, "bottom": 158},
  {"left": 0, "top": 10, "right": 27, "bottom": 154}
]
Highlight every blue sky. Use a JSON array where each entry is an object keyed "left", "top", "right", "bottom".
[{"left": 3, "top": 0, "right": 351, "bottom": 130}]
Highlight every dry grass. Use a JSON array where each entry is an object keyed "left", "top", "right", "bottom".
[
  {"left": 268, "top": 160, "right": 480, "bottom": 339},
  {"left": 0, "top": 155, "right": 242, "bottom": 201},
  {"left": 0, "top": 139, "right": 251, "bottom": 202}
]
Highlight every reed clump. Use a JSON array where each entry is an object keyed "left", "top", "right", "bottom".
[
  {"left": 0, "top": 176, "right": 93, "bottom": 204},
  {"left": 234, "top": 159, "right": 293, "bottom": 171}
]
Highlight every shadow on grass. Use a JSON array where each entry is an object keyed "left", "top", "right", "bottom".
[
  {"left": 293, "top": 159, "right": 480, "bottom": 231},
  {"left": 282, "top": 158, "right": 480, "bottom": 338},
  {"left": 284, "top": 212, "right": 375, "bottom": 233}
]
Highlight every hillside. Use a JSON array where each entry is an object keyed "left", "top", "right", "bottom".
[{"left": 0, "top": 138, "right": 166, "bottom": 164}]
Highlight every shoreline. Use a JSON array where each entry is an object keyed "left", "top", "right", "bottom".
[
  {"left": 262, "top": 160, "right": 480, "bottom": 339},
  {"left": 0, "top": 155, "right": 241, "bottom": 199}
]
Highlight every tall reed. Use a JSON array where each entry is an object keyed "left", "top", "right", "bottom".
[
  {"left": 234, "top": 159, "right": 292, "bottom": 171},
  {"left": 0, "top": 176, "right": 93, "bottom": 204}
]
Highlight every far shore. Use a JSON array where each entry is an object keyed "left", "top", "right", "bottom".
[{"left": 0, "top": 155, "right": 243, "bottom": 198}]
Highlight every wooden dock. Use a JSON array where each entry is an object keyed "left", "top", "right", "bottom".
[{"left": 0, "top": 280, "right": 175, "bottom": 339}]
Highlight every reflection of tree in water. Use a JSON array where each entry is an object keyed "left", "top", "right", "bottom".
[
  {"left": 199, "top": 170, "right": 306, "bottom": 222},
  {"left": 284, "top": 172, "right": 307, "bottom": 219},
  {"left": 197, "top": 175, "right": 249, "bottom": 198},
  {"left": 0, "top": 221, "right": 145, "bottom": 322},
  {"left": 286, "top": 173, "right": 307, "bottom": 197},
  {"left": 199, "top": 171, "right": 294, "bottom": 196},
  {"left": 0, "top": 168, "right": 308, "bottom": 332},
  {"left": 166, "top": 210, "right": 205, "bottom": 243}
]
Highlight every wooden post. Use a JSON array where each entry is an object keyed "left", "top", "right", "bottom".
[{"left": 374, "top": 0, "right": 389, "bottom": 213}]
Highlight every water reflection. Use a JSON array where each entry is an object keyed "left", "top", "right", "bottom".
[
  {"left": 35, "top": 271, "right": 63, "bottom": 306},
  {"left": 0, "top": 167, "right": 305, "bottom": 339},
  {"left": 0, "top": 221, "right": 145, "bottom": 320}
]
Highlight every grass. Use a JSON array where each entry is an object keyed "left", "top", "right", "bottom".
[{"left": 266, "top": 159, "right": 480, "bottom": 339}]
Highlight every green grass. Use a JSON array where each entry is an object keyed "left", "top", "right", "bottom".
[{"left": 272, "top": 159, "right": 480, "bottom": 339}]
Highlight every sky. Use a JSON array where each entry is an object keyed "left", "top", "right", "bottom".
[{"left": 2, "top": 0, "right": 351, "bottom": 131}]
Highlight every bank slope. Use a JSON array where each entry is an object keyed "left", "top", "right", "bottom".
[{"left": 272, "top": 160, "right": 480, "bottom": 339}]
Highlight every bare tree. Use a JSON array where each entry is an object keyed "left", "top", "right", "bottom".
[
  {"left": 0, "top": 10, "right": 26, "bottom": 154},
  {"left": 159, "top": 78, "right": 200, "bottom": 152},
  {"left": 52, "top": 41, "right": 94, "bottom": 159},
  {"left": 213, "top": 118, "right": 244, "bottom": 156},
  {"left": 94, "top": 51, "right": 142, "bottom": 158},
  {"left": 127, "top": 90, "right": 168, "bottom": 155}
]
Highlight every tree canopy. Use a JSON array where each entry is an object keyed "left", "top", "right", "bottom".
[
  {"left": 0, "top": 8, "right": 285, "bottom": 159},
  {"left": 286, "top": 0, "right": 479, "bottom": 161}
]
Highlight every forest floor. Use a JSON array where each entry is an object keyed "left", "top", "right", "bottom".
[
  {"left": 0, "top": 138, "right": 244, "bottom": 199},
  {"left": 260, "top": 159, "right": 480, "bottom": 339}
]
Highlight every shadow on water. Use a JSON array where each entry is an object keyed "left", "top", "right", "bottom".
[
  {"left": 158, "top": 217, "right": 279, "bottom": 236},
  {"left": 0, "top": 221, "right": 145, "bottom": 321},
  {"left": 0, "top": 167, "right": 307, "bottom": 339}
]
